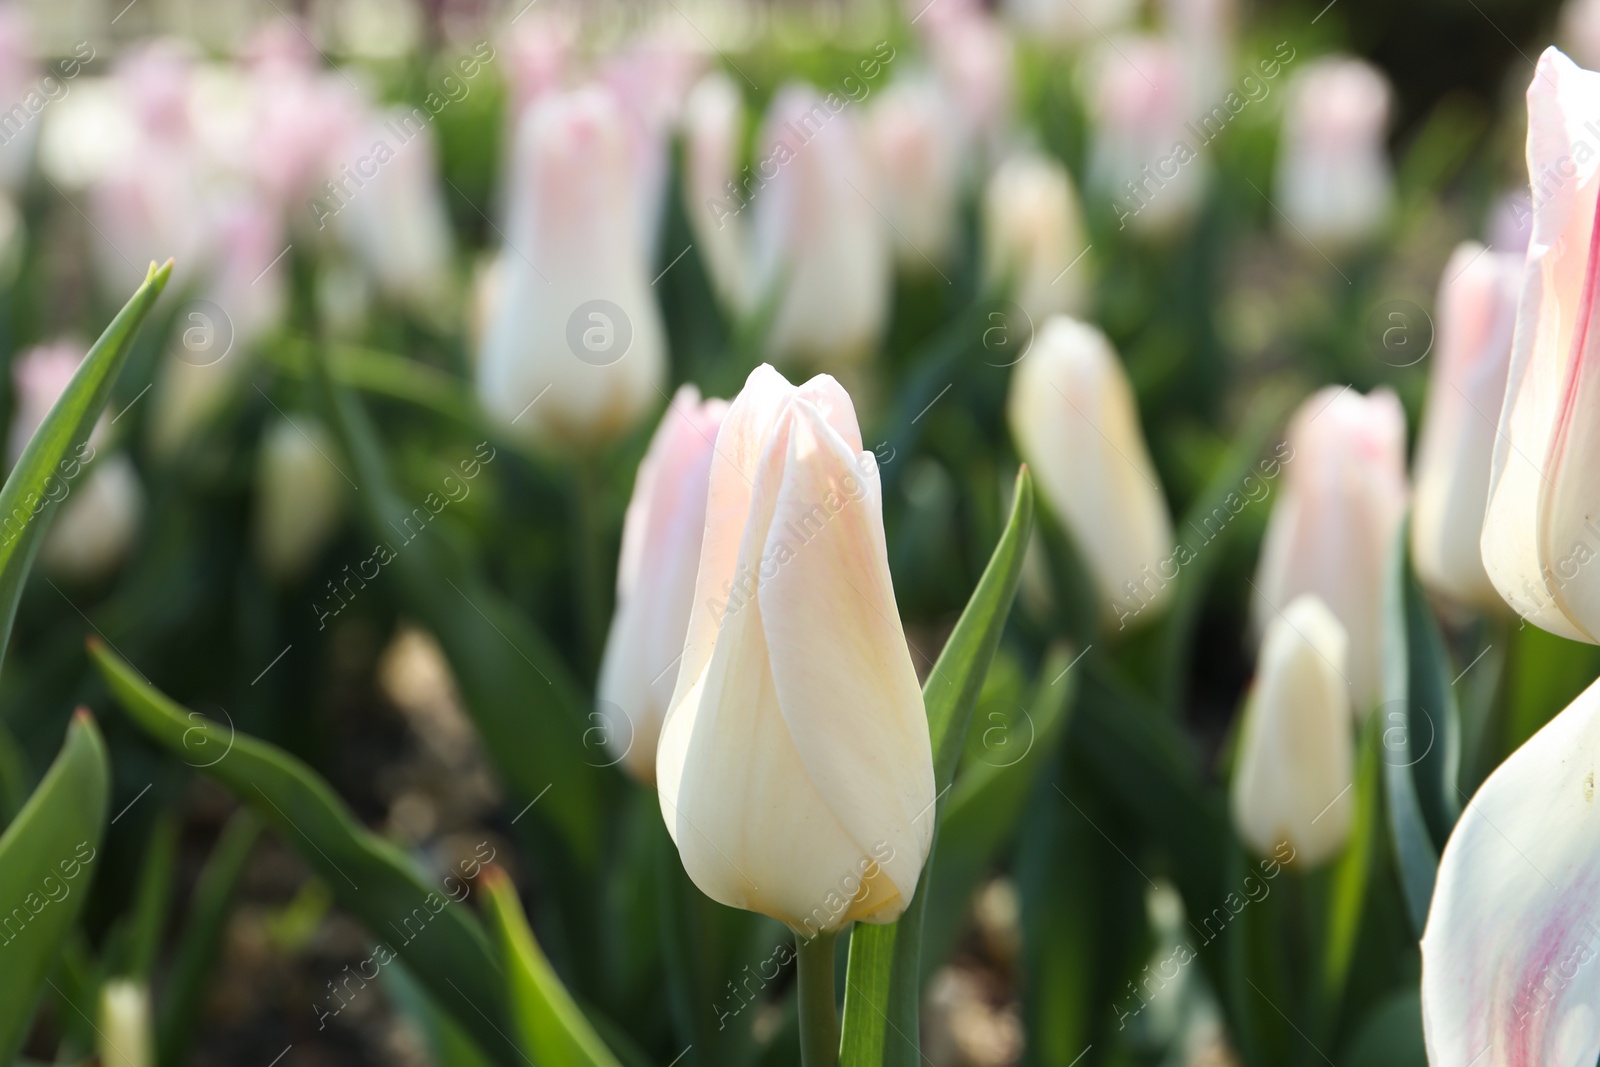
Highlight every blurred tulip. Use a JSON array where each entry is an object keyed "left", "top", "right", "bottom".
[
  {"left": 1230, "top": 594, "right": 1353, "bottom": 867},
  {"left": 1007, "top": 316, "right": 1174, "bottom": 625},
  {"left": 1161, "top": 0, "right": 1235, "bottom": 109},
  {"left": 1411, "top": 242, "right": 1521, "bottom": 609},
  {"left": 88, "top": 129, "right": 210, "bottom": 296},
  {"left": 0, "top": 5, "right": 40, "bottom": 192},
  {"left": 749, "top": 83, "right": 891, "bottom": 368},
  {"left": 1275, "top": 56, "right": 1394, "bottom": 247},
  {"left": 503, "top": 13, "right": 575, "bottom": 122},
  {"left": 920, "top": 5, "right": 1014, "bottom": 158},
  {"left": 8, "top": 342, "right": 86, "bottom": 464},
  {"left": 1004, "top": 0, "right": 1138, "bottom": 45},
  {"left": 248, "top": 59, "right": 365, "bottom": 216},
  {"left": 255, "top": 417, "right": 346, "bottom": 583},
  {"left": 1420, "top": 672, "right": 1600, "bottom": 1065},
  {"left": 1253, "top": 386, "right": 1407, "bottom": 713},
  {"left": 1488, "top": 188, "right": 1534, "bottom": 256},
  {"left": 1089, "top": 36, "right": 1208, "bottom": 235},
  {"left": 983, "top": 152, "right": 1091, "bottom": 325},
  {"left": 335, "top": 111, "right": 455, "bottom": 309},
  {"left": 865, "top": 77, "right": 961, "bottom": 270},
  {"left": 98, "top": 979, "right": 154, "bottom": 1067},
  {"left": 597, "top": 385, "right": 727, "bottom": 783},
  {"left": 657, "top": 364, "right": 935, "bottom": 930},
  {"left": 681, "top": 71, "right": 751, "bottom": 314},
  {"left": 1482, "top": 48, "right": 1600, "bottom": 641},
  {"left": 477, "top": 87, "right": 666, "bottom": 448},
  {"left": 1563, "top": 0, "right": 1600, "bottom": 70}
]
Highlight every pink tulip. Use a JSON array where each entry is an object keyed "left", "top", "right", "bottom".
[
  {"left": 1089, "top": 36, "right": 1208, "bottom": 234},
  {"left": 1252, "top": 386, "right": 1408, "bottom": 713},
  {"left": 864, "top": 77, "right": 961, "bottom": 269},
  {"left": 1411, "top": 242, "right": 1522, "bottom": 609},
  {"left": 1275, "top": 56, "right": 1394, "bottom": 246},
  {"left": 1481, "top": 48, "right": 1600, "bottom": 640},
  {"left": 597, "top": 385, "right": 728, "bottom": 783}
]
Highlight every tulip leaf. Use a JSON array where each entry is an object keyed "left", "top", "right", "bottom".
[
  {"left": 0, "top": 711, "right": 110, "bottom": 1066},
  {"left": 1318, "top": 712, "right": 1383, "bottom": 1039},
  {"left": 1380, "top": 517, "right": 1462, "bottom": 937},
  {"left": 920, "top": 642, "right": 1077, "bottom": 977},
  {"left": 86, "top": 640, "right": 525, "bottom": 1067},
  {"left": 479, "top": 867, "right": 624, "bottom": 1067},
  {"left": 839, "top": 466, "right": 1033, "bottom": 1067},
  {"left": 157, "top": 809, "right": 261, "bottom": 1067},
  {"left": 385, "top": 959, "right": 498, "bottom": 1067},
  {"left": 0, "top": 261, "right": 169, "bottom": 672},
  {"left": 310, "top": 347, "right": 610, "bottom": 873}
]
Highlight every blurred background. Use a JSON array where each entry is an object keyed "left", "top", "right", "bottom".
[{"left": 0, "top": 0, "right": 1587, "bottom": 1064}]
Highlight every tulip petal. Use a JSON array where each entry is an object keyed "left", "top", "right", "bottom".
[
  {"left": 757, "top": 400, "right": 936, "bottom": 913},
  {"left": 1421, "top": 674, "right": 1600, "bottom": 1066}
]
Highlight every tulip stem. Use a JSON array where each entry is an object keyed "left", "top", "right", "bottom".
[{"left": 795, "top": 929, "right": 839, "bottom": 1067}]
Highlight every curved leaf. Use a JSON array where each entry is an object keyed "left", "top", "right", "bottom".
[
  {"left": 87, "top": 640, "right": 523, "bottom": 1067},
  {"left": 839, "top": 466, "right": 1034, "bottom": 1067},
  {"left": 0, "top": 711, "right": 110, "bottom": 1064},
  {"left": 479, "top": 867, "right": 623, "bottom": 1067}
]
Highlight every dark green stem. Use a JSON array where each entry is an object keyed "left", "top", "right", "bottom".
[{"left": 796, "top": 929, "right": 839, "bottom": 1067}]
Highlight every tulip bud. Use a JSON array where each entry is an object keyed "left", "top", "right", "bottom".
[
  {"left": 334, "top": 110, "right": 455, "bottom": 310},
  {"left": 1230, "top": 594, "right": 1353, "bottom": 868},
  {"left": 1253, "top": 386, "right": 1407, "bottom": 713},
  {"left": 38, "top": 453, "right": 143, "bottom": 583},
  {"left": 0, "top": 7, "right": 39, "bottom": 192},
  {"left": 1482, "top": 48, "right": 1600, "bottom": 642},
  {"left": 1274, "top": 56, "right": 1394, "bottom": 247},
  {"left": 1006, "top": 316, "right": 1174, "bottom": 625},
  {"left": 98, "top": 979, "right": 154, "bottom": 1067},
  {"left": 1089, "top": 36, "right": 1208, "bottom": 235},
  {"left": 1161, "top": 0, "right": 1235, "bottom": 111},
  {"left": 1421, "top": 672, "right": 1600, "bottom": 1064},
  {"left": 681, "top": 71, "right": 751, "bottom": 314},
  {"left": 749, "top": 83, "right": 891, "bottom": 368},
  {"left": 255, "top": 416, "right": 346, "bottom": 583},
  {"left": 864, "top": 77, "right": 961, "bottom": 271},
  {"left": 920, "top": 6, "right": 1014, "bottom": 158},
  {"left": 1004, "top": 0, "right": 1138, "bottom": 45},
  {"left": 983, "top": 152, "right": 1091, "bottom": 326},
  {"left": 9, "top": 342, "right": 89, "bottom": 465},
  {"left": 1411, "top": 242, "right": 1521, "bottom": 609},
  {"left": 477, "top": 87, "right": 667, "bottom": 448},
  {"left": 656, "top": 364, "right": 935, "bottom": 930},
  {"left": 597, "top": 385, "right": 727, "bottom": 783}
]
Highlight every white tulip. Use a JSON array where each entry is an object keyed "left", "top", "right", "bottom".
[
  {"left": 39, "top": 453, "right": 143, "bottom": 583},
  {"left": 98, "top": 979, "right": 154, "bottom": 1067},
  {"left": 657, "top": 364, "right": 935, "bottom": 931},
  {"left": 1007, "top": 316, "right": 1173, "bottom": 625},
  {"left": 983, "top": 152, "right": 1091, "bottom": 326},
  {"left": 864, "top": 77, "right": 961, "bottom": 271},
  {"left": 254, "top": 417, "right": 346, "bottom": 582},
  {"left": 1275, "top": 56, "right": 1394, "bottom": 247},
  {"left": 1230, "top": 594, "right": 1353, "bottom": 868},
  {"left": 681, "top": 71, "right": 751, "bottom": 314},
  {"left": 477, "top": 86, "right": 666, "bottom": 448}
]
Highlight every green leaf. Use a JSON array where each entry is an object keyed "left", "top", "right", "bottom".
[
  {"left": 157, "top": 809, "right": 261, "bottom": 1067},
  {"left": 921, "top": 642, "right": 1077, "bottom": 976},
  {"left": 1380, "top": 516, "right": 1462, "bottom": 937},
  {"left": 0, "top": 261, "right": 170, "bottom": 671},
  {"left": 385, "top": 959, "right": 498, "bottom": 1067},
  {"left": 1337, "top": 988, "right": 1427, "bottom": 1067},
  {"left": 839, "top": 466, "right": 1034, "bottom": 1067},
  {"left": 123, "top": 809, "right": 180, "bottom": 980},
  {"left": 87, "top": 640, "right": 524, "bottom": 1067},
  {"left": 1318, "top": 713, "right": 1383, "bottom": 1039},
  {"left": 0, "top": 711, "right": 110, "bottom": 1065},
  {"left": 479, "top": 867, "right": 624, "bottom": 1067}
]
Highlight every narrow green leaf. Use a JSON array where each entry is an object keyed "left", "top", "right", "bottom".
[
  {"left": 0, "top": 718, "right": 30, "bottom": 828},
  {"left": 921, "top": 642, "right": 1077, "bottom": 975},
  {"left": 87, "top": 640, "right": 523, "bottom": 1067},
  {"left": 157, "top": 809, "right": 261, "bottom": 1067},
  {"left": 1319, "top": 713, "right": 1382, "bottom": 1039},
  {"left": 0, "top": 711, "right": 110, "bottom": 1065},
  {"left": 839, "top": 466, "right": 1033, "bottom": 1067},
  {"left": 479, "top": 867, "right": 623, "bottom": 1067},
  {"left": 123, "top": 809, "right": 180, "bottom": 979},
  {"left": 385, "top": 959, "right": 498, "bottom": 1067},
  {"left": 0, "top": 261, "right": 170, "bottom": 671}
]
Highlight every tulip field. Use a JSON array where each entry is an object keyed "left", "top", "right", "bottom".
[{"left": 0, "top": 0, "right": 1595, "bottom": 1064}]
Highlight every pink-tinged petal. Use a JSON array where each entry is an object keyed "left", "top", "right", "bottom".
[
  {"left": 1483, "top": 48, "right": 1600, "bottom": 640},
  {"left": 757, "top": 400, "right": 935, "bottom": 913},
  {"left": 1421, "top": 674, "right": 1600, "bottom": 1066}
]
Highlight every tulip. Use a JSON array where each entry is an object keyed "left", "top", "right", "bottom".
[
  {"left": 1230, "top": 594, "right": 1354, "bottom": 867},
  {"left": 477, "top": 86, "right": 667, "bottom": 448},
  {"left": 334, "top": 110, "right": 455, "bottom": 309},
  {"left": 1160, "top": 0, "right": 1235, "bottom": 111},
  {"left": 255, "top": 417, "right": 346, "bottom": 582},
  {"left": 919, "top": 4, "right": 1014, "bottom": 158},
  {"left": 749, "top": 83, "right": 891, "bottom": 368},
  {"left": 1003, "top": 0, "right": 1138, "bottom": 46},
  {"left": 1253, "top": 386, "right": 1407, "bottom": 713},
  {"left": 681, "top": 71, "right": 751, "bottom": 314},
  {"left": 1487, "top": 188, "right": 1534, "bottom": 256},
  {"left": 1481, "top": 48, "right": 1600, "bottom": 642},
  {"left": 98, "top": 979, "right": 154, "bottom": 1067},
  {"left": 1411, "top": 241, "right": 1521, "bottom": 609},
  {"left": 656, "top": 364, "right": 935, "bottom": 931},
  {"left": 864, "top": 77, "right": 961, "bottom": 270},
  {"left": 1089, "top": 36, "right": 1208, "bottom": 235},
  {"left": 982, "top": 152, "right": 1091, "bottom": 327},
  {"left": 8, "top": 342, "right": 87, "bottom": 466},
  {"left": 597, "top": 385, "right": 727, "bottom": 783},
  {"left": 1274, "top": 56, "right": 1394, "bottom": 247},
  {"left": 0, "top": 6, "right": 40, "bottom": 192},
  {"left": 1007, "top": 316, "right": 1174, "bottom": 625},
  {"left": 1563, "top": 0, "right": 1600, "bottom": 71},
  {"left": 1421, "top": 674, "right": 1600, "bottom": 1064}
]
